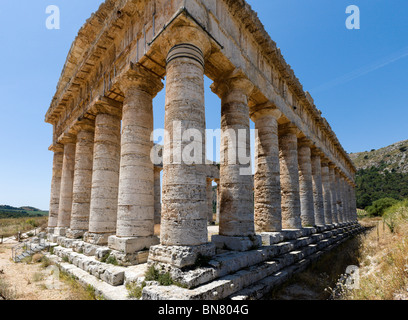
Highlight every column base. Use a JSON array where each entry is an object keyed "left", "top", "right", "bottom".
[
  {"left": 54, "top": 227, "right": 68, "bottom": 237},
  {"left": 211, "top": 235, "right": 262, "bottom": 252},
  {"left": 148, "top": 243, "right": 216, "bottom": 269},
  {"left": 47, "top": 227, "right": 55, "bottom": 234},
  {"left": 260, "top": 232, "right": 284, "bottom": 246},
  {"left": 83, "top": 232, "right": 114, "bottom": 245},
  {"left": 66, "top": 229, "right": 86, "bottom": 239},
  {"left": 280, "top": 229, "right": 303, "bottom": 240},
  {"left": 108, "top": 235, "right": 159, "bottom": 254}
]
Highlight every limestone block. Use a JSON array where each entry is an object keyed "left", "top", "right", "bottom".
[
  {"left": 212, "top": 235, "right": 262, "bottom": 252},
  {"left": 148, "top": 243, "right": 216, "bottom": 268}
]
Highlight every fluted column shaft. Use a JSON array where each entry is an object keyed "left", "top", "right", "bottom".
[
  {"left": 351, "top": 185, "right": 357, "bottom": 221},
  {"left": 56, "top": 141, "right": 76, "bottom": 234},
  {"left": 154, "top": 167, "right": 162, "bottom": 225},
  {"left": 160, "top": 43, "right": 208, "bottom": 246},
  {"left": 252, "top": 107, "right": 282, "bottom": 232},
  {"left": 321, "top": 161, "right": 332, "bottom": 225},
  {"left": 48, "top": 144, "right": 64, "bottom": 230},
  {"left": 329, "top": 166, "right": 339, "bottom": 224},
  {"left": 298, "top": 140, "right": 315, "bottom": 227},
  {"left": 68, "top": 125, "right": 95, "bottom": 238},
  {"left": 212, "top": 76, "right": 255, "bottom": 237},
  {"left": 335, "top": 171, "right": 344, "bottom": 223},
  {"left": 206, "top": 178, "right": 214, "bottom": 223},
  {"left": 87, "top": 112, "right": 121, "bottom": 244},
  {"left": 279, "top": 124, "right": 302, "bottom": 229},
  {"left": 116, "top": 74, "right": 162, "bottom": 239},
  {"left": 311, "top": 151, "right": 325, "bottom": 225}
]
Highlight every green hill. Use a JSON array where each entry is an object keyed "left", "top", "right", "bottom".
[
  {"left": 0, "top": 205, "right": 48, "bottom": 219},
  {"left": 349, "top": 140, "right": 408, "bottom": 209}
]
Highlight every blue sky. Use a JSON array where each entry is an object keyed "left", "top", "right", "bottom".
[{"left": 0, "top": 0, "right": 407, "bottom": 210}]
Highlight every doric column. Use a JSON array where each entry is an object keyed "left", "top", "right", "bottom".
[
  {"left": 279, "top": 123, "right": 302, "bottom": 229},
  {"left": 159, "top": 42, "right": 209, "bottom": 248},
  {"left": 329, "top": 165, "right": 339, "bottom": 224},
  {"left": 206, "top": 178, "right": 214, "bottom": 224},
  {"left": 215, "top": 179, "right": 220, "bottom": 225},
  {"left": 67, "top": 121, "right": 95, "bottom": 239},
  {"left": 55, "top": 137, "right": 76, "bottom": 236},
  {"left": 251, "top": 104, "right": 282, "bottom": 233},
  {"left": 108, "top": 67, "right": 162, "bottom": 254},
  {"left": 147, "top": 27, "right": 217, "bottom": 269},
  {"left": 347, "top": 182, "right": 354, "bottom": 222},
  {"left": 86, "top": 108, "right": 121, "bottom": 245},
  {"left": 350, "top": 184, "right": 357, "bottom": 222},
  {"left": 335, "top": 170, "right": 344, "bottom": 224},
  {"left": 321, "top": 159, "right": 333, "bottom": 225},
  {"left": 47, "top": 143, "right": 64, "bottom": 232},
  {"left": 298, "top": 138, "right": 315, "bottom": 227},
  {"left": 311, "top": 148, "right": 325, "bottom": 226},
  {"left": 210, "top": 72, "right": 261, "bottom": 251},
  {"left": 341, "top": 178, "right": 349, "bottom": 222},
  {"left": 154, "top": 167, "right": 162, "bottom": 225}
]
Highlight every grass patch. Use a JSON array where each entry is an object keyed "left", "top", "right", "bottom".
[
  {"left": 0, "top": 216, "right": 48, "bottom": 238},
  {"left": 144, "top": 265, "right": 187, "bottom": 288},
  {"left": 126, "top": 281, "right": 146, "bottom": 299},
  {"left": 342, "top": 200, "right": 408, "bottom": 300},
  {"left": 0, "top": 278, "right": 18, "bottom": 300}
]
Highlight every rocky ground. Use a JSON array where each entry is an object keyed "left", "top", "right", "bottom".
[{"left": 0, "top": 240, "right": 76, "bottom": 300}]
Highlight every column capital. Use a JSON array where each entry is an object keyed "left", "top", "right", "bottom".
[
  {"left": 49, "top": 143, "right": 64, "bottom": 153},
  {"left": 298, "top": 137, "right": 314, "bottom": 148},
  {"left": 250, "top": 102, "right": 282, "bottom": 122},
  {"left": 328, "top": 162, "right": 337, "bottom": 170},
  {"left": 58, "top": 133, "right": 76, "bottom": 145},
  {"left": 210, "top": 69, "right": 255, "bottom": 99},
  {"left": 90, "top": 96, "right": 122, "bottom": 119},
  {"left": 321, "top": 158, "right": 330, "bottom": 167},
  {"left": 72, "top": 118, "right": 95, "bottom": 135},
  {"left": 311, "top": 146, "right": 324, "bottom": 158},
  {"left": 278, "top": 122, "right": 300, "bottom": 136},
  {"left": 158, "top": 21, "right": 213, "bottom": 63},
  {"left": 117, "top": 64, "right": 164, "bottom": 98}
]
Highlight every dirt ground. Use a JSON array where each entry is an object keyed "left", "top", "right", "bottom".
[{"left": 0, "top": 241, "right": 75, "bottom": 300}]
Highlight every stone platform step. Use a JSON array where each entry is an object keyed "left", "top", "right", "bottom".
[
  {"left": 142, "top": 224, "right": 365, "bottom": 300},
  {"left": 149, "top": 224, "right": 358, "bottom": 291},
  {"left": 51, "top": 246, "right": 128, "bottom": 286}
]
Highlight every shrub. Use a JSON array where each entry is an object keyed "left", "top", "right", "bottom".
[{"left": 365, "top": 198, "right": 399, "bottom": 217}]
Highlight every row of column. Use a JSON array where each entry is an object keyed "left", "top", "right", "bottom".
[
  {"left": 252, "top": 115, "right": 357, "bottom": 235},
  {"left": 48, "top": 34, "right": 357, "bottom": 260}
]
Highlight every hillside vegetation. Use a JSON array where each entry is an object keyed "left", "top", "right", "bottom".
[
  {"left": 0, "top": 205, "right": 48, "bottom": 219},
  {"left": 349, "top": 140, "right": 408, "bottom": 210}
]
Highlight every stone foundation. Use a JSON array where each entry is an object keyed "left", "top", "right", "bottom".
[{"left": 44, "top": 222, "right": 364, "bottom": 300}]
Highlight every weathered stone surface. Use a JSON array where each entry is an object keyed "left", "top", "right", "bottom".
[
  {"left": 298, "top": 139, "right": 315, "bottom": 227},
  {"left": 211, "top": 73, "right": 255, "bottom": 238},
  {"left": 279, "top": 124, "right": 302, "bottom": 229},
  {"left": 160, "top": 41, "right": 209, "bottom": 247},
  {"left": 48, "top": 144, "right": 64, "bottom": 229},
  {"left": 87, "top": 112, "right": 121, "bottom": 244},
  {"left": 252, "top": 106, "right": 282, "bottom": 233},
  {"left": 148, "top": 243, "right": 216, "bottom": 268},
  {"left": 67, "top": 125, "right": 95, "bottom": 238},
  {"left": 57, "top": 142, "right": 76, "bottom": 231},
  {"left": 43, "top": 0, "right": 361, "bottom": 300},
  {"left": 321, "top": 160, "right": 333, "bottom": 224},
  {"left": 311, "top": 150, "right": 325, "bottom": 225}
]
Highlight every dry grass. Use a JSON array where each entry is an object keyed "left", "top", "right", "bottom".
[
  {"left": 343, "top": 202, "right": 408, "bottom": 300},
  {"left": 0, "top": 217, "right": 48, "bottom": 238}
]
